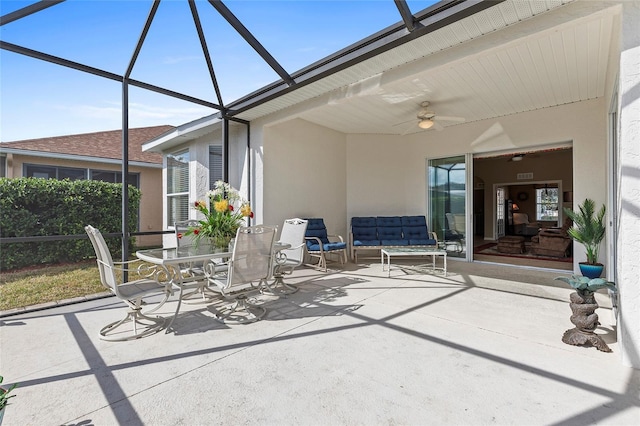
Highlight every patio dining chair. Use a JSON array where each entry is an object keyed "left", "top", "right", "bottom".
[
  {"left": 262, "top": 218, "right": 308, "bottom": 295},
  {"left": 304, "top": 218, "right": 348, "bottom": 272},
  {"left": 207, "top": 225, "right": 276, "bottom": 323},
  {"left": 85, "top": 225, "right": 174, "bottom": 341}
]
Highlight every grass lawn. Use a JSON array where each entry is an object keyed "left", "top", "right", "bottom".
[{"left": 0, "top": 261, "right": 106, "bottom": 311}]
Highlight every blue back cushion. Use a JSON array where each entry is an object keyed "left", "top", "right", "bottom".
[
  {"left": 352, "top": 228, "right": 380, "bottom": 246},
  {"left": 401, "top": 216, "right": 427, "bottom": 227},
  {"left": 378, "top": 226, "right": 406, "bottom": 245},
  {"left": 304, "top": 218, "right": 329, "bottom": 246},
  {"left": 376, "top": 216, "right": 402, "bottom": 227},
  {"left": 351, "top": 216, "right": 377, "bottom": 228}
]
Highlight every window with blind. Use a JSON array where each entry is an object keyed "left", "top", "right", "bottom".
[
  {"left": 209, "top": 145, "right": 223, "bottom": 188},
  {"left": 167, "top": 149, "right": 190, "bottom": 227},
  {"left": 536, "top": 187, "right": 559, "bottom": 221}
]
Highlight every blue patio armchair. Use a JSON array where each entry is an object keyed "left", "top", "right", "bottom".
[{"left": 304, "top": 218, "right": 348, "bottom": 271}]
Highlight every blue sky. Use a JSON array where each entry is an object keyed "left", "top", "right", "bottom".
[{"left": 1, "top": 0, "right": 438, "bottom": 141}]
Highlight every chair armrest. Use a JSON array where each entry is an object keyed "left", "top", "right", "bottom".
[
  {"left": 430, "top": 232, "right": 439, "bottom": 244},
  {"left": 305, "top": 236, "right": 324, "bottom": 251},
  {"left": 327, "top": 234, "right": 345, "bottom": 243}
]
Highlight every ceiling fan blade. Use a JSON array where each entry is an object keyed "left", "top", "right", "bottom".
[
  {"left": 401, "top": 122, "right": 419, "bottom": 135},
  {"left": 433, "top": 121, "right": 445, "bottom": 131},
  {"left": 392, "top": 118, "right": 416, "bottom": 127},
  {"left": 434, "top": 115, "right": 466, "bottom": 122}
]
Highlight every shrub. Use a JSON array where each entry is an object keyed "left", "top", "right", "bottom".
[{"left": 0, "top": 178, "right": 140, "bottom": 271}]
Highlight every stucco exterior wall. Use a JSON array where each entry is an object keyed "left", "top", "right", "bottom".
[
  {"left": 5, "top": 153, "right": 162, "bottom": 247},
  {"left": 616, "top": 0, "right": 640, "bottom": 369},
  {"left": 261, "top": 118, "right": 347, "bottom": 238}
]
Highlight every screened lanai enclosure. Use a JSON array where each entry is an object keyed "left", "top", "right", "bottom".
[{"left": 2, "top": 0, "right": 494, "bottom": 261}]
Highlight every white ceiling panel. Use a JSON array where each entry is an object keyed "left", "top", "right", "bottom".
[{"left": 234, "top": 0, "right": 618, "bottom": 137}]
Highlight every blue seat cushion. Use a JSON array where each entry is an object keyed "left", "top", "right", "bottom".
[
  {"left": 376, "top": 216, "right": 402, "bottom": 227},
  {"left": 401, "top": 216, "right": 427, "bottom": 227},
  {"left": 409, "top": 238, "right": 437, "bottom": 245},
  {"left": 307, "top": 241, "right": 347, "bottom": 252},
  {"left": 351, "top": 217, "right": 377, "bottom": 228},
  {"left": 381, "top": 239, "right": 409, "bottom": 246},
  {"left": 353, "top": 239, "right": 381, "bottom": 247}
]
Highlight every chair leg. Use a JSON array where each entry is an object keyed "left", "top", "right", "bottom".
[
  {"left": 100, "top": 307, "right": 166, "bottom": 341},
  {"left": 261, "top": 272, "right": 299, "bottom": 296},
  {"left": 212, "top": 293, "right": 267, "bottom": 324}
]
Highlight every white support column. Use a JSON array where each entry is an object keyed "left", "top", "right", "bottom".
[{"left": 617, "top": 1, "right": 640, "bottom": 369}]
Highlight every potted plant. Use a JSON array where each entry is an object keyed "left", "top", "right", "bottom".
[
  {"left": 0, "top": 376, "right": 18, "bottom": 425},
  {"left": 555, "top": 275, "right": 616, "bottom": 352},
  {"left": 563, "top": 198, "right": 606, "bottom": 278}
]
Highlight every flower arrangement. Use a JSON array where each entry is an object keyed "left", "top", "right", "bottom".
[{"left": 183, "top": 181, "right": 253, "bottom": 249}]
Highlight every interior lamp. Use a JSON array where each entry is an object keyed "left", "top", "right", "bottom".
[{"left": 418, "top": 119, "right": 434, "bottom": 129}]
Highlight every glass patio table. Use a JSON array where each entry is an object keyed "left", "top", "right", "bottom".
[{"left": 136, "top": 243, "right": 232, "bottom": 332}]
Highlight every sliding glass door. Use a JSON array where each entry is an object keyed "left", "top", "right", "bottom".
[{"left": 428, "top": 155, "right": 467, "bottom": 258}]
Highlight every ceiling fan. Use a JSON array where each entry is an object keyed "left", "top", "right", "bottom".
[{"left": 394, "top": 101, "right": 466, "bottom": 135}]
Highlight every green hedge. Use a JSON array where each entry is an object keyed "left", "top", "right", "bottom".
[{"left": 0, "top": 178, "right": 141, "bottom": 271}]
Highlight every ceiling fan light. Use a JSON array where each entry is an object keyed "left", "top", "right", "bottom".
[{"left": 418, "top": 119, "right": 434, "bottom": 129}]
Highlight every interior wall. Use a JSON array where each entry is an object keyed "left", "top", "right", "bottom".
[
  {"left": 262, "top": 118, "right": 347, "bottom": 237},
  {"left": 474, "top": 148, "right": 573, "bottom": 238}
]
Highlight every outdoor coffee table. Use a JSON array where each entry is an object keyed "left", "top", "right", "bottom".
[{"left": 381, "top": 247, "right": 447, "bottom": 277}]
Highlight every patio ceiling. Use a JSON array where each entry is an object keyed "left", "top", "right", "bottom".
[{"left": 229, "top": 0, "right": 619, "bottom": 136}]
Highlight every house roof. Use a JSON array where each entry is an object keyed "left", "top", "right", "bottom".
[{"left": 0, "top": 125, "right": 173, "bottom": 165}]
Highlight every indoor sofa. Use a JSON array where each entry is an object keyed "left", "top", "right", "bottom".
[{"left": 349, "top": 215, "right": 438, "bottom": 262}]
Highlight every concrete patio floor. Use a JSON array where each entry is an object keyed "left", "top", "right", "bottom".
[{"left": 1, "top": 260, "right": 638, "bottom": 425}]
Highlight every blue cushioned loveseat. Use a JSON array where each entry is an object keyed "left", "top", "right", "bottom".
[{"left": 349, "top": 216, "right": 438, "bottom": 262}]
